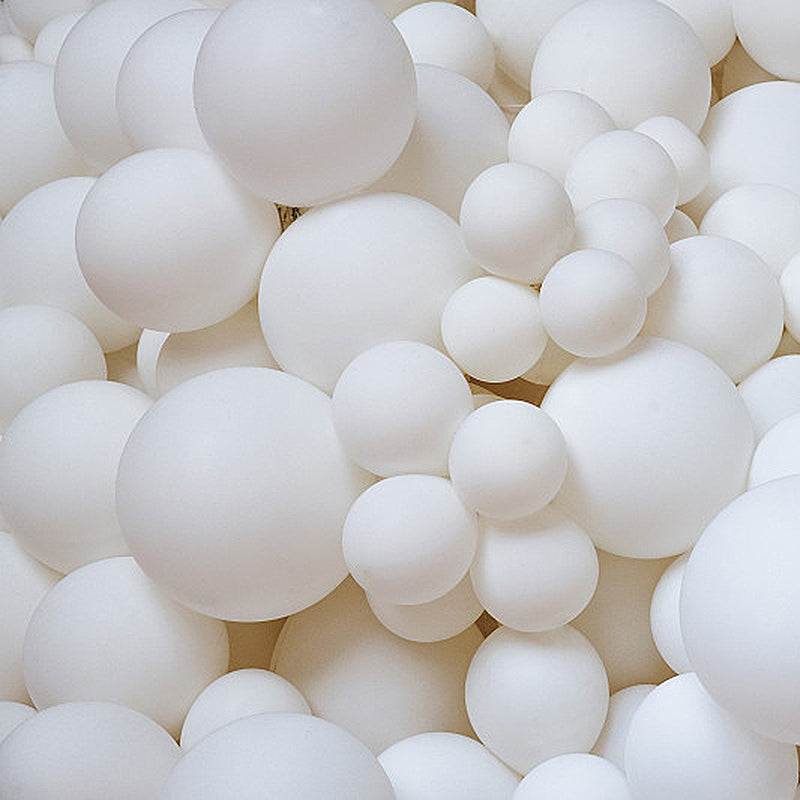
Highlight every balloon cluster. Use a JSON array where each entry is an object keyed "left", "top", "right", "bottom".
[{"left": 0, "top": 0, "right": 799, "bottom": 798}]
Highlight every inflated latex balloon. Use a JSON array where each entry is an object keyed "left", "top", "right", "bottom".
[
  {"left": 542, "top": 337, "right": 755, "bottom": 558},
  {"left": 0, "top": 177, "right": 140, "bottom": 352},
  {"left": 379, "top": 732, "right": 521, "bottom": 799},
  {"left": 459, "top": 162, "right": 574, "bottom": 285},
  {"left": 625, "top": 673, "right": 798, "bottom": 800},
  {"left": 180, "top": 669, "right": 310, "bottom": 750},
  {"left": 565, "top": 130, "right": 679, "bottom": 225},
  {"left": 681, "top": 476, "right": 800, "bottom": 744},
  {"left": 76, "top": 147, "right": 281, "bottom": 332},
  {"left": 644, "top": 235, "right": 783, "bottom": 382},
  {"left": 448, "top": 400, "right": 567, "bottom": 520},
  {"left": 259, "top": 193, "right": 481, "bottom": 392},
  {"left": 0, "top": 32, "right": 33, "bottom": 61},
  {"left": 0, "top": 701, "right": 181, "bottom": 800},
  {"left": 117, "top": 9, "right": 218, "bottom": 152},
  {"left": 0, "top": 305, "right": 106, "bottom": 431},
  {"left": 650, "top": 554, "right": 692, "bottom": 674},
  {"left": 54, "top": 0, "right": 200, "bottom": 170},
  {"left": 656, "top": 0, "right": 735, "bottom": 66},
  {"left": 194, "top": 0, "right": 415, "bottom": 206},
  {"left": 0, "top": 533, "right": 59, "bottom": 703},
  {"left": 116, "top": 368, "right": 372, "bottom": 621},
  {"left": 539, "top": 249, "right": 646, "bottom": 358},
  {"left": 475, "top": 0, "right": 584, "bottom": 88},
  {"left": 343, "top": 474, "right": 478, "bottom": 605},
  {"left": 700, "top": 184, "right": 800, "bottom": 277},
  {"left": 738, "top": 355, "right": 800, "bottom": 439},
  {"left": 32, "top": 11, "right": 82, "bottom": 64},
  {"left": 332, "top": 340, "right": 473, "bottom": 477},
  {"left": 664, "top": 209, "right": 698, "bottom": 242},
  {"left": 634, "top": 116, "right": 710, "bottom": 204},
  {"left": 732, "top": 0, "right": 800, "bottom": 80},
  {"left": 532, "top": 0, "right": 711, "bottom": 132},
  {"left": 696, "top": 81, "right": 800, "bottom": 215},
  {"left": 5, "top": 0, "right": 91, "bottom": 42},
  {"left": 591, "top": 684, "right": 655, "bottom": 771},
  {"left": 513, "top": 753, "right": 632, "bottom": 800},
  {"left": 466, "top": 625, "right": 608, "bottom": 774},
  {"left": 471, "top": 508, "right": 598, "bottom": 632},
  {"left": 441, "top": 278, "right": 548, "bottom": 382},
  {"left": 368, "top": 64, "right": 509, "bottom": 218},
  {"left": 165, "top": 713, "right": 395, "bottom": 799},
  {"left": 0, "top": 701, "right": 35, "bottom": 744},
  {"left": 0, "top": 61, "right": 91, "bottom": 215},
  {"left": 0, "top": 380, "right": 152, "bottom": 573},
  {"left": 367, "top": 574, "right": 484, "bottom": 643},
  {"left": 572, "top": 550, "right": 674, "bottom": 692},
  {"left": 572, "top": 199, "right": 670, "bottom": 296},
  {"left": 507, "top": 90, "right": 615, "bottom": 184},
  {"left": 23, "top": 557, "right": 229, "bottom": 736},
  {"left": 393, "top": 2, "right": 495, "bottom": 89},
  {"left": 272, "top": 578, "right": 481, "bottom": 753}
]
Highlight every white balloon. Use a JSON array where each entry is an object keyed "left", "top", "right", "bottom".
[
  {"left": 164, "top": 713, "right": 395, "bottom": 799},
  {"left": 116, "top": 368, "right": 372, "bottom": 621},
  {"left": 0, "top": 533, "right": 59, "bottom": 703},
  {"left": 507, "top": 90, "right": 615, "bottom": 183},
  {"left": 180, "top": 669, "right": 310, "bottom": 750},
  {"left": 459, "top": 162, "right": 575, "bottom": 285},
  {"left": 5, "top": 0, "right": 91, "bottom": 41},
  {"left": 572, "top": 199, "right": 670, "bottom": 296},
  {"left": 441, "top": 278, "right": 548, "bottom": 382},
  {"left": 194, "top": 0, "right": 415, "bottom": 206},
  {"left": 75, "top": 147, "right": 281, "bottom": 333},
  {"left": 0, "top": 305, "right": 106, "bottom": 431},
  {"left": 542, "top": 337, "right": 754, "bottom": 558},
  {"left": 738, "top": 355, "right": 800, "bottom": 439},
  {"left": 53, "top": 0, "right": 200, "bottom": 170},
  {"left": 117, "top": 9, "right": 218, "bottom": 152},
  {"left": 532, "top": 0, "right": 711, "bottom": 132},
  {"left": 23, "top": 556, "right": 229, "bottom": 736},
  {"left": 465, "top": 625, "right": 609, "bottom": 774},
  {"left": 332, "top": 340, "right": 473, "bottom": 477},
  {"left": 0, "top": 177, "right": 140, "bottom": 352},
  {"left": 644, "top": 235, "right": 783, "bottom": 382},
  {"left": 470, "top": 507, "right": 598, "bottom": 633},
  {"left": 513, "top": 753, "right": 632, "bottom": 800},
  {"left": 379, "top": 731, "right": 521, "bottom": 799},
  {"left": 258, "top": 193, "right": 481, "bottom": 393},
  {"left": 681, "top": 476, "right": 800, "bottom": 743},
  {"left": 448, "top": 400, "right": 567, "bottom": 521},
  {"left": 0, "top": 380, "right": 152, "bottom": 573},
  {"left": 650, "top": 553, "right": 692, "bottom": 674},
  {"left": 272, "top": 578, "right": 481, "bottom": 753},
  {"left": 343, "top": 474, "right": 478, "bottom": 605},
  {"left": 625, "top": 673, "right": 798, "bottom": 800},
  {"left": 732, "top": 0, "right": 800, "bottom": 80},
  {"left": 591, "top": 684, "right": 655, "bottom": 771},
  {"left": 0, "top": 701, "right": 181, "bottom": 800},
  {"left": 368, "top": 64, "right": 509, "bottom": 218}
]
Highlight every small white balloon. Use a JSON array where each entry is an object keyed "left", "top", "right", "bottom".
[
  {"left": 738, "top": 354, "right": 800, "bottom": 439},
  {"left": 465, "top": 624, "right": 609, "bottom": 774},
  {"left": 332, "top": 340, "right": 474, "bottom": 477},
  {"left": 470, "top": 507, "right": 598, "bottom": 632},
  {"left": 513, "top": 753, "right": 632, "bottom": 800},
  {"left": 379, "top": 731, "right": 521, "bottom": 799},
  {"left": 180, "top": 669, "right": 310, "bottom": 751},
  {"left": 343, "top": 474, "right": 478, "bottom": 605},
  {"left": 448, "top": 400, "right": 567, "bottom": 520},
  {"left": 0, "top": 701, "right": 181, "bottom": 800},
  {"left": 572, "top": 198, "right": 670, "bottom": 296},
  {"left": 393, "top": 2, "right": 495, "bottom": 89},
  {"left": 625, "top": 673, "right": 798, "bottom": 800},
  {"left": 459, "top": 162, "right": 575, "bottom": 285},
  {"left": 441, "top": 277, "right": 548, "bottom": 382},
  {"left": 650, "top": 553, "right": 692, "bottom": 674},
  {"left": 507, "top": 90, "right": 615, "bottom": 184},
  {"left": 565, "top": 130, "right": 679, "bottom": 225},
  {"left": 591, "top": 684, "right": 655, "bottom": 771},
  {"left": 539, "top": 249, "right": 646, "bottom": 359}
]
